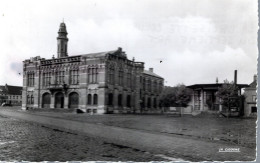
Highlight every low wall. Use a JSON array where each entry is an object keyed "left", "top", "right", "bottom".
[{"left": 163, "top": 106, "right": 192, "bottom": 115}]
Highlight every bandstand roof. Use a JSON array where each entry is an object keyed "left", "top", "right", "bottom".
[{"left": 187, "top": 83, "right": 249, "bottom": 90}]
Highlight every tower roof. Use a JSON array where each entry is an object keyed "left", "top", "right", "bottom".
[{"left": 58, "top": 22, "right": 67, "bottom": 34}]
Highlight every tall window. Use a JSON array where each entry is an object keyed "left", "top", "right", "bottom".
[
  {"left": 153, "top": 98, "right": 157, "bottom": 108},
  {"left": 43, "top": 72, "right": 51, "bottom": 86},
  {"left": 159, "top": 81, "right": 163, "bottom": 93},
  {"left": 252, "top": 95, "right": 257, "bottom": 102},
  {"left": 87, "top": 94, "right": 92, "bottom": 105},
  {"left": 93, "top": 94, "right": 98, "bottom": 105},
  {"left": 70, "top": 70, "right": 79, "bottom": 84},
  {"left": 26, "top": 95, "right": 34, "bottom": 104},
  {"left": 132, "top": 76, "right": 136, "bottom": 89},
  {"left": 88, "top": 68, "right": 98, "bottom": 83},
  {"left": 118, "top": 94, "right": 122, "bottom": 107},
  {"left": 27, "top": 73, "right": 35, "bottom": 87},
  {"left": 108, "top": 93, "right": 113, "bottom": 106},
  {"left": 127, "top": 72, "right": 131, "bottom": 88},
  {"left": 55, "top": 71, "right": 65, "bottom": 84},
  {"left": 147, "top": 97, "right": 151, "bottom": 108},
  {"left": 27, "top": 95, "right": 30, "bottom": 104},
  {"left": 142, "top": 97, "right": 145, "bottom": 108},
  {"left": 127, "top": 95, "right": 131, "bottom": 107},
  {"left": 153, "top": 81, "right": 157, "bottom": 93},
  {"left": 143, "top": 78, "right": 146, "bottom": 90},
  {"left": 108, "top": 67, "right": 114, "bottom": 84},
  {"left": 147, "top": 79, "right": 151, "bottom": 92},
  {"left": 31, "top": 95, "right": 34, "bottom": 104},
  {"left": 118, "top": 70, "right": 124, "bottom": 86}
]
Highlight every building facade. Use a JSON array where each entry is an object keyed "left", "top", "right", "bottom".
[
  {"left": 22, "top": 22, "right": 164, "bottom": 114},
  {"left": 0, "top": 84, "right": 22, "bottom": 106},
  {"left": 244, "top": 75, "right": 257, "bottom": 117}
]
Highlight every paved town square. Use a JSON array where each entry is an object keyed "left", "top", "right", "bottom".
[
  {"left": 0, "top": 1, "right": 258, "bottom": 162},
  {"left": 0, "top": 107, "right": 256, "bottom": 161}
]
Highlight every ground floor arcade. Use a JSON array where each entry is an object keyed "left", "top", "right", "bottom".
[{"left": 22, "top": 88, "right": 161, "bottom": 114}]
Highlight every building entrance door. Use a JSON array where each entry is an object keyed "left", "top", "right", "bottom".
[
  {"left": 55, "top": 92, "right": 64, "bottom": 108},
  {"left": 69, "top": 92, "right": 79, "bottom": 108},
  {"left": 42, "top": 93, "right": 51, "bottom": 108}
]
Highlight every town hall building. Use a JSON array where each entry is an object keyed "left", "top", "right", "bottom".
[{"left": 22, "top": 22, "right": 164, "bottom": 114}]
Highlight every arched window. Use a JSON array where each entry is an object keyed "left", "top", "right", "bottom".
[
  {"left": 93, "top": 94, "right": 98, "bottom": 105},
  {"left": 127, "top": 95, "right": 131, "bottom": 107},
  {"left": 118, "top": 94, "right": 122, "bottom": 106},
  {"left": 108, "top": 93, "right": 113, "bottom": 106},
  {"left": 87, "top": 94, "right": 92, "bottom": 105}
]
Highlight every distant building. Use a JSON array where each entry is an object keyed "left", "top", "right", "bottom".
[
  {"left": 244, "top": 75, "right": 257, "bottom": 117},
  {"left": 22, "top": 22, "right": 164, "bottom": 114},
  {"left": 185, "top": 70, "right": 250, "bottom": 115},
  {"left": 0, "top": 84, "right": 22, "bottom": 106},
  {"left": 186, "top": 83, "right": 248, "bottom": 115}
]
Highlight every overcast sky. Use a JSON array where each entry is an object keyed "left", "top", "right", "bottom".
[{"left": 0, "top": 0, "right": 258, "bottom": 87}]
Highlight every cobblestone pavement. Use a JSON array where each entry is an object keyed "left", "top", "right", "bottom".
[
  {"left": 21, "top": 107, "right": 256, "bottom": 148},
  {"left": 0, "top": 107, "right": 256, "bottom": 161},
  {"left": 0, "top": 115, "right": 166, "bottom": 162}
]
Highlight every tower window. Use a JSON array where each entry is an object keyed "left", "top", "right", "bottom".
[{"left": 60, "top": 40, "right": 64, "bottom": 51}]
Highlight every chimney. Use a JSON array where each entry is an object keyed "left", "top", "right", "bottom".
[
  {"left": 149, "top": 68, "right": 153, "bottom": 72},
  {"left": 234, "top": 70, "right": 237, "bottom": 84},
  {"left": 254, "top": 74, "right": 257, "bottom": 81}
]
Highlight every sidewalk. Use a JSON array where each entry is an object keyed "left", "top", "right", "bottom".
[{"left": 0, "top": 107, "right": 256, "bottom": 161}]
